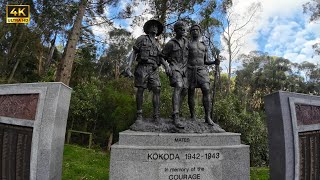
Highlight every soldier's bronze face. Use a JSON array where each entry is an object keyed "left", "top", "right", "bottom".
[
  {"left": 190, "top": 27, "right": 200, "bottom": 38},
  {"left": 149, "top": 24, "right": 158, "bottom": 35},
  {"left": 175, "top": 26, "right": 187, "bottom": 37}
]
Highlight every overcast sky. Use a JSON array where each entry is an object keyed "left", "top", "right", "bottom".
[
  {"left": 235, "top": 0, "right": 320, "bottom": 64},
  {"left": 92, "top": 0, "right": 320, "bottom": 72}
]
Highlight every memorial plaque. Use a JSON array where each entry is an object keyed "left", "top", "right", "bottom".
[
  {"left": 299, "top": 130, "right": 320, "bottom": 180},
  {"left": 0, "top": 94, "right": 39, "bottom": 120},
  {"left": 0, "top": 123, "right": 32, "bottom": 180},
  {"left": 296, "top": 104, "right": 320, "bottom": 126}
]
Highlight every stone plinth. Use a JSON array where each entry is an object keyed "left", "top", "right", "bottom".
[
  {"left": 0, "top": 83, "right": 72, "bottom": 180},
  {"left": 110, "top": 130, "right": 249, "bottom": 180}
]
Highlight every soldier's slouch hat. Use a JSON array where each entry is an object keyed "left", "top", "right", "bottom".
[{"left": 143, "top": 19, "right": 164, "bottom": 36}]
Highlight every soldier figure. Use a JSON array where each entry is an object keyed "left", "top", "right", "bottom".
[
  {"left": 161, "top": 21, "right": 189, "bottom": 127},
  {"left": 127, "top": 20, "right": 169, "bottom": 123},
  {"left": 187, "top": 24, "right": 220, "bottom": 125}
]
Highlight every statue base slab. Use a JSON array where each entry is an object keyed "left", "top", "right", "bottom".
[
  {"left": 130, "top": 118, "right": 225, "bottom": 133},
  {"left": 110, "top": 130, "right": 250, "bottom": 180}
]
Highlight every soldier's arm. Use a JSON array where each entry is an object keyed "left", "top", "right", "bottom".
[
  {"left": 204, "top": 59, "right": 216, "bottom": 65},
  {"left": 160, "top": 42, "right": 173, "bottom": 75},
  {"left": 204, "top": 46, "right": 219, "bottom": 65},
  {"left": 213, "top": 47, "right": 221, "bottom": 65},
  {"left": 123, "top": 37, "right": 143, "bottom": 77},
  {"left": 161, "top": 42, "right": 173, "bottom": 61},
  {"left": 132, "top": 35, "right": 145, "bottom": 60},
  {"left": 122, "top": 51, "right": 137, "bottom": 77},
  {"left": 129, "top": 50, "right": 138, "bottom": 66},
  {"left": 159, "top": 57, "right": 172, "bottom": 76},
  {"left": 204, "top": 46, "right": 214, "bottom": 65}
]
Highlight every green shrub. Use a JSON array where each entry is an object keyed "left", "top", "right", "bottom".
[
  {"left": 214, "top": 94, "right": 268, "bottom": 166},
  {"left": 98, "top": 78, "right": 136, "bottom": 144}
]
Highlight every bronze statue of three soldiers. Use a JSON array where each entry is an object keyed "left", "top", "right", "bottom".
[{"left": 127, "top": 19, "right": 220, "bottom": 127}]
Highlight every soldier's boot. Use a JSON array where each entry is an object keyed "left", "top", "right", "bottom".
[
  {"left": 189, "top": 102, "right": 196, "bottom": 121},
  {"left": 203, "top": 97, "right": 214, "bottom": 125},
  {"left": 153, "top": 103, "right": 162, "bottom": 124},
  {"left": 205, "top": 115, "right": 214, "bottom": 126},
  {"left": 172, "top": 113, "right": 184, "bottom": 128},
  {"left": 190, "top": 111, "right": 196, "bottom": 121},
  {"left": 153, "top": 87, "right": 162, "bottom": 124},
  {"left": 153, "top": 113, "right": 163, "bottom": 125},
  {"left": 136, "top": 110, "right": 143, "bottom": 122}
]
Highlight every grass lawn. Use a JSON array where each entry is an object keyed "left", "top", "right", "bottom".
[
  {"left": 250, "top": 167, "right": 270, "bottom": 180},
  {"left": 63, "top": 144, "right": 269, "bottom": 180},
  {"left": 62, "top": 144, "right": 110, "bottom": 180}
]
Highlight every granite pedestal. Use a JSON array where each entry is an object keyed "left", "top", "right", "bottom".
[{"left": 110, "top": 130, "right": 249, "bottom": 180}]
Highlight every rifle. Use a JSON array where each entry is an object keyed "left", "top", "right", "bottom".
[
  {"left": 211, "top": 48, "right": 221, "bottom": 121},
  {"left": 120, "top": 51, "right": 134, "bottom": 78}
]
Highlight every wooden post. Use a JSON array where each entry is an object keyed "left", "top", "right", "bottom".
[
  {"left": 66, "top": 129, "right": 93, "bottom": 148},
  {"left": 67, "top": 130, "right": 72, "bottom": 144},
  {"left": 89, "top": 133, "right": 93, "bottom": 149}
]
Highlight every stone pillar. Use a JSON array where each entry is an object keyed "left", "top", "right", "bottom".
[
  {"left": 265, "top": 91, "right": 320, "bottom": 180},
  {"left": 0, "top": 82, "right": 72, "bottom": 180}
]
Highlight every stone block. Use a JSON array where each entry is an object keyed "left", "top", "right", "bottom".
[
  {"left": 265, "top": 91, "right": 320, "bottom": 180},
  {"left": 110, "top": 131, "right": 249, "bottom": 180},
  {"left": 119, "top": 130, "right": 241, "bottom": 146},
  {"left": 0, "top": 82, "right": 72, "bottom": 180}
]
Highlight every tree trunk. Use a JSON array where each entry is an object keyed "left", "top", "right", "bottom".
[
  {"left": 107, "top": 132, "right": 113, "bottom": 151},
  {"left": 7, "top": 59, "right": 21, "bottom": 84},
  {"left": 227, "top": 40, "right": 232, "bottom": 94},
  {"left": 44, "top": 32, "right": 57, "bottom": 74},
  {"left": 38, "top": 49, "right": 44, "bottom": 76},
  {"left": 98, "top": 58, "right": 106, "bottom": 77},
  {"left": 158, "top": 0, "right": 168, "bottom": 46},
  {"left": 115, "top": 56, "right": 120, "bottom": 80},
  {"left": 55, "top": 0, "right": 87, "bottom": 85},
  {"left": 4, "top": 25, "right": 23, "bottom": 75},
  {"left": 7, "top": 36, "right": 28, "bottom": 83}
]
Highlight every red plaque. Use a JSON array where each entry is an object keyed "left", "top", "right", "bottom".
[
  {"left": 295, "top": 104, "right": 320, "bottom": 126},
  {"left": 0, "top": 94, "right": 39, "bottom": 120}
]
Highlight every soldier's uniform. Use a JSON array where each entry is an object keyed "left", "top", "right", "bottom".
[
  {"left": 161, "top": 37, "right": 189, "bottom": 88},
  {"left": 133, "top": 35, "right": 161, "bottom": 90},
  {"left": 187, "top": 41, "right": 210, "bottom": 89}
]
